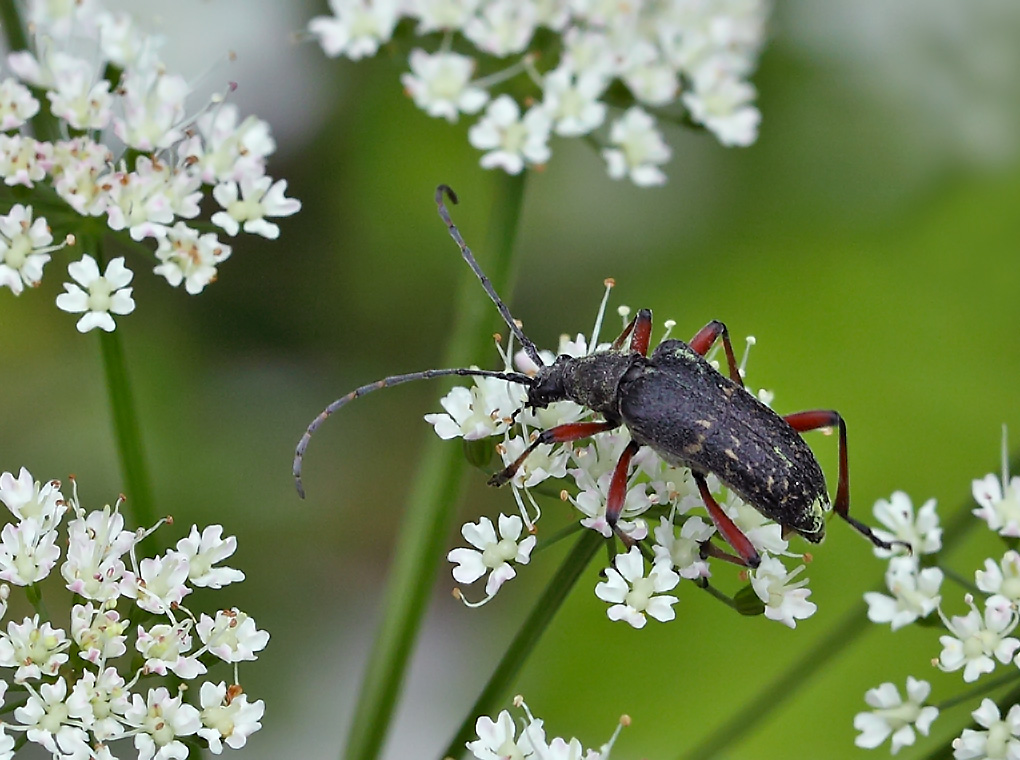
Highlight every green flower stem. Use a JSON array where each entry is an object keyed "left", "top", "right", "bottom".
[
  {"left": 679, "top": 460, "right": 1016, "bottom": 760},
  {"left": 0, "top": 2, "right": 59, "bottom": 143},
  {"left": 85, "top": 236, "right": 158, "bottom": 553},
  {"left": 342, "top": 172, "right": 528, "bottom": 760},
  {"left": 440, "top": 529, "right": 604, "bottom": 760},
  {"left": 939, "top": 564, "right": 981, "bottom": 596},
  {"left": 935, "top": 670, "right": 1020, "bottom": 712},
  {"left": 98, "top": 328, "right": 158, "bottom": 545}
]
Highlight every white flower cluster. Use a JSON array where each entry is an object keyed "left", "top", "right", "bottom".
[
  {"left": 854, "top": 429, "right": 1020, "bottom": 758},
  {"left": 0, "top": 0, "right": 300, "bottom": 332},
  {"left": 432, "top": 293, "right": 816, "bottom": 629},
  {"left": 467, "top": 695, "right": 627, "bottom": 760},
  {"left": 0, "top": 467, "right": 266, "bottom": 759},
  {"left": 309, "top": 0, "right": 769, "bottom": 185}
]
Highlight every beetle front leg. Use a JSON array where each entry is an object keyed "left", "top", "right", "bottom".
[
  {"left": 605, "top": 440, "right": 641, "bottom": 546},
  {"left": 693, "top": 472, "right": 761, "bottom": 568},
  {"left": 784, "top": 410, "right": 911, "bottom": 553},
  {"left": 689, "top": 320, "right": 743, "bottom": 387},
  {"left": 488, "top": 420, "right": 619, "bottom": 487},
  {"left": 611, "top": 308, "right": 653, "bottom": 356}
]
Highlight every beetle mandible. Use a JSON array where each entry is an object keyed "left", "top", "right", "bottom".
[{"left": 293, "top": 184, "right": 909, "bottom": 567}]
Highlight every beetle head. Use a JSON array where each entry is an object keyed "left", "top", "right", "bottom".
[{"left": 525, "top": 355, "right": 571, "bottom": 409}]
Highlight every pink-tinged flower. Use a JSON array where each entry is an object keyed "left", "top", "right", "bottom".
[
  {"left": 120, "top": 551, "right": 192, "bottom": 614},
  {"left": 0, "top": 204, "right": 55, "bottom": 294},
  {"left": 938, "top": 596, "right": 1019, "bottom": 682},
  {"left": 0, "top": 614, "right": 70, "bottom": 680},
  {"left": 195, "top": 608, "right": 268, "bottom": 663},
  {"left": 124, "top": 686, "right": 201, "bottom": 760}
]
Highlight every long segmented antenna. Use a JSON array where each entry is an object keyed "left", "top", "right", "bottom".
[
  {"left": 293, "top": 367, "right": 533, "bottom": 497},
  {"left": 436, "top": 184, "right": 543, "bottom": 367}
]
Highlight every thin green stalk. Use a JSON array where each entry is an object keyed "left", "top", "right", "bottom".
[
  {"left": 88, "top": 236, "right": 158, "bottom": 552},
  {"left": 680, "top": 459, "right": 1018, "bottom": 760},
  {"left": 342, "top": 172, "right": 528, "bottom": 760},
  {"left": 935, "top": 670, "right": 1020, "bottom": 712},
  {"left": 440, "top": 529, "right": 604, "bottom": 760}
]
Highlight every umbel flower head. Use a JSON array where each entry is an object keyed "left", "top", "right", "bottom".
[
  {"left": 431, "top": 282, "right": 818, "bottom": 630},
  {"left": 0, "top": 467, "right": 267, "bottom": 758},
  {"left": 308, "top": 0, "right": 770, "bottom": 185},
  {"left": 0, "top": 0, "right": 300, "bottom": 332}
]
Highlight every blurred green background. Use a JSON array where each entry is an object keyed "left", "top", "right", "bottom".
[{"left": 2, "top": 1, "right": 1020, "bottom": 758}]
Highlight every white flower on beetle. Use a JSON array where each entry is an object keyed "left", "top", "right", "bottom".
[
  {"left": 211, "top": 176, "right": 301, "bottom": 239},
  {"left": 197, "top": 682, "right": 265, "bottom": 754},
  {"left": 864, "top": 556, "right": 943, "bottom": 631},
  {"left": 750, "top": 554, "right": 817, "bottom": 629},
  {"left": 468, "top": 96, "right": 552, "bottom": 175},
  {"left": 601, "top": 107, "right": 671, "bottom": 187},
  {"left": 401, "top": 49, "right": 488, "bottom": 123},
  {"left": 853, "top": 677, "right": 938, "bottom": 754},
  {"left": 55, "top": 254, "right": 135, "bottom": 332},
  {"left": 953, "top": 699, "right": 1020, "bottom": 760},
  {"left": 937, "top": 596, "right": 1019, "bottom": 682},
  {"left": 595, "top": 547, "right": 679, "bottom": 629},
  {"left": 448, "top": 514, "right": 536, "bottom": 602},
  {"left": 872, "top": 491, "right": 942, "bottom": 559}
]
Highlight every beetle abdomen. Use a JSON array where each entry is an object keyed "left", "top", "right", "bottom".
[{"left": 619, "top": 348, "right": 828, "bottom": 542}]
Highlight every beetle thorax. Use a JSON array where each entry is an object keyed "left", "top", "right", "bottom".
[{"left": 527, "top": 353, "right": 637, "bottom": 419}]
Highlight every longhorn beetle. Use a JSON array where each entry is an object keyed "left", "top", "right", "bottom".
[{"left": 293, "top": 185, "right": 909, "bottom": 567}]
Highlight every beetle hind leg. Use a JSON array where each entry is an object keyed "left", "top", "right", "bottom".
[
  {"left": 784, "top": 410, "right": 912, "bottom": 554},
  {"left": 693, "top": 472, "right": 761, "bottom": 568}
]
